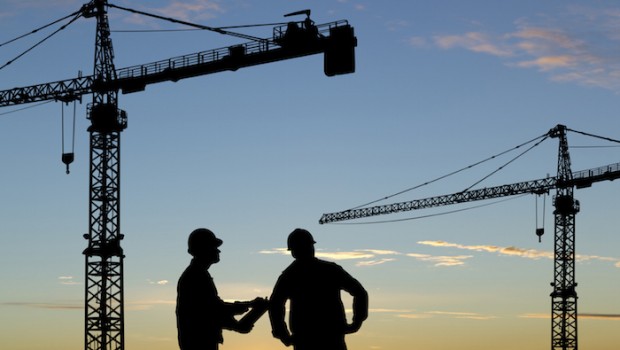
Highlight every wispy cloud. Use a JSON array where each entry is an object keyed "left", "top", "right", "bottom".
[
  {"left": 357, "top": 258, "right": 397, "bottom": 267},
  {"left": 259, "top": 248, "right": 401, "bottom": 267},
  {"left": 579, "top": 313, "right": 620, "bottom": 320},
  {"left": 126, "top": 299, "right": 175, "bottom": 311},
  {"left": 418, "top": 240, "right": 553, "bottom": 260},
  {"left": 520, "top": 312, "right": 620, "bottom": 320},
  {"left": 261, "top": 240, "right": 619, "bottom": 268},
  {"left": 427, "top": 5, "right": 620, "bottom": 92},
  {"left": 58, "top": 276, "right": 80, "bottom": 285},
  {"left": 519, "top": 313, "right": 547, "bottom": 319},
  {"left": 154, "top": 0, "right": 224, "bottom": 22},
  {"left": 147, "top": 279, "right": 169, "bottom": 285},
  {"left": 434, "top": 32, "right": 512, "bottom": 57},
  {"left": 417, "top": 240, "right": 620, "bottom": 266},
  {"left": 121, "top": 0, "right": 224, "bottom": 26},
  {"left": 399, "top": 310, "right": 496, "bottom": 320},
  {"left": 2, "top": 301, "right": 82, "bottom": 310},
  {"left": 406, "top": 253, "right": 473, "bottom": 267}
]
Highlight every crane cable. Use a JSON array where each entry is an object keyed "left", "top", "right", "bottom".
[
  {"left": 535, "top": 193, "right": 546, "bottom": 242},
  {"left": 0, "top": 10, "right": 83, "bottom": 72},
  {"left": 0, "top": 100, "right": 53, "bottom": 117},
  {"left": 107, "top": 3, "right": 265, "bottom": 42},
  {"left": 333, "top": 194, "right": 528, "bottom": 225},
  {"left": 61, "top": 101, "right": 77, "bottom": 174},
  {"left": 461, "top": 134, "right": 549, "bottom": 192},
  {"left": 111, "top": 22, "right": 291, "bottom": 33},
  {"left": 567, "top": 128, "right": 620, "bottom": 145},
  {"left": 0, "top": 10, "right": 81, "bottom": 48},
  {"left": 347, "top": 132, "right": 549, "bottom": 211}
]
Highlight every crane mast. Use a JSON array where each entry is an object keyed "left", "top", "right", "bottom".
[
  {"left": 549, "top": 125, "right": 578, "bottom": 350},
  {"left": 0, "top": 2, "right": 356, "bottom": 350},
  {"left": 82, "top": 1, "right": 126, "bottom": 350},
  {"left": 319, "top": 124, "right": 620, "bottom": 350}
]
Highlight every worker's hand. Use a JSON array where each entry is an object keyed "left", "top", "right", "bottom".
[
  {"left": 272, "top": 330, "right": 293, "bottom": 347},
  {"left": 251, "top": 296, "right": 269, "bottom": 309},
  {"left": 236, "top": 322, "right": 254, "bottom": 334},
  {"left": 232, "top": 301, "right": 250, "bottom": 314},
  {"left": 279, "top": 334, "right": 293, "bottom": 347},
  {"left": 345, "top": 319, "right": 363, "bottom": 334}
]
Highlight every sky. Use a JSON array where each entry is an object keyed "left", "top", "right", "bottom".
[{"left": 1, "top": 1, "right": 620, "bottom": 350}]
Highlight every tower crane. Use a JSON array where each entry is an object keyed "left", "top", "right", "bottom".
[
  {"left": 319, "top": 124, "right": 620, "bottom": 350},
  {"left": 0, "top": 1, "right": 356, "bottom": 350}
]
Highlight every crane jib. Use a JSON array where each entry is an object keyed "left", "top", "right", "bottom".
[
  {"left": 0, "top": 20, "right": 356, "bottom": 107},
  {"left": 319, "top": 161, "right": 620, "bottom": 224}
]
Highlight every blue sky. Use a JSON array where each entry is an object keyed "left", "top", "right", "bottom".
[{"left": 1, "top": 1, "right": 620, "bottom": 350}]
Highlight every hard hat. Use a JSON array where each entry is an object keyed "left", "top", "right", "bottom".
[
  {"left": 287, "top": 228, "right": 316, "bottom": 250},
  {"left": 188, "top": 228, "right": 223, "bottom": 256}
]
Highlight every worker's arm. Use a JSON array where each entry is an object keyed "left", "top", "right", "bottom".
[
  {"left": 342, "top": 271, "right": 369, "bottom": 333},
  {"left": 269, "top": 276, "right": 293, "bottom": 346}
]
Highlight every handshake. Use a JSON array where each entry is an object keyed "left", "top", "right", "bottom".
[{"left": 232, "top": 297, "right": 270, "bottom": 334}]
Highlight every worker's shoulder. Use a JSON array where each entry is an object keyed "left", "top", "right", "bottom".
[
  {"left": 282, "top": 258, "right": 343, "bottom": 273},
  {"left": 316, "top": 258, "right": 342, "bottom": 268}
]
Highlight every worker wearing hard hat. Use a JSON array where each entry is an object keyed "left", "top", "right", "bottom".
[
  {"left": 269, "top": 228, "right": 369, "bottom": 350},
  {"left": 176, "top": 228, "right": 266, "bottom": 350}
]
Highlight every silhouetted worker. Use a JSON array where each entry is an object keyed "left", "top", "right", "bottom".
[
  {"left": 269, "top": 228, "right": 368, "bottom": 350},
  {"left": 176, "top": 228, "right": 267, "bottom": 350}
]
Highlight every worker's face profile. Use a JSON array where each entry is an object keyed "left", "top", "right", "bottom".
[{"left": 209, "top": 246, "right": 221, "bottom": 263}]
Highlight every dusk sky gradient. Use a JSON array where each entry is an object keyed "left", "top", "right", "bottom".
[{"left": 1, "top": 1, "right": 620, "bottom": 350}]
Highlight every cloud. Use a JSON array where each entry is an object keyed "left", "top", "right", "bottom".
[
  {"left": 126, "top": 299, "right": 175, "bottom": 311},
  {"left": 579, "top": 313, "right": 620, "bottom": 320},
  {"left": 406, "top": 253, "right": 473, "bottom": 267},
  {"left": 317, "top": 251, "right": 376, "bottom": 260},
  {"left": 520, "top": 312, "right": 620, "bottom": 320},
  {"left": 259, "top": 248, "right": 400, "bottom": 266},
  {"left": 356, "top": 258, "right": 397, "bottom": 267},
  {"left": 370, "top": 308, "right": 414, "bottom": 313},
  {"left": 418, "top": 240, "right": 553, "bottom": 260},
  {"left": 147, "top": 279, "right": 169, "bottom": 285},
  {"left": 2, "top": 301, "right": 82, "bottom": 310},
  {"left": 58, "top": 276, "right": 80, "bottom": 285},
  {"left": 515, "top": 56, "right": 574, "bottom": 71},
  {"left": 121, "top": 0, "right": 224, "bottom": 26},
  {"left": 399, "top": 310, "right": 495, "bottom": 320},
  {"left": 397, "top": 313, "right": 432, "bottom": 319},
  {"left": 519, "top": 313, "right": 548, "bottom": 319},
  {"left": 427, "top": 310, "right": 497, "bottom": 320},
  {"left": 434, "top": 32, "right": 513, "bottom": 57},
  {"left": 426, "top": 5, "right": 620, "bottom": 92},
  {"left": 153, "top": 0, "right": 224, "bottom": 22},
  {"left": 261, "top": 241, "right": 619, "bottom": 268},
  {"left": 259, "top": 248, "right": 288, "bottom": 255},
  {"left": 6, "top": 0, "right": 79, "bottom": 9},
  {"left": 417, "top": 240, "right": 620, "bottom": 267}
]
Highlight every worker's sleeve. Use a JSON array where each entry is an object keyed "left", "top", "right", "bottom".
[
  {"left": 268, "top": 274, "right": 290, "bottom": 339},
  {"left": 219, "top": 299, "right": 243, "bottom": 331},
  {"left": 340, "top": 268, "right": 369, "bottom": 324}
]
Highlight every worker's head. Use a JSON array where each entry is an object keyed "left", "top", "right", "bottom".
[
  {"left": 187, "top": 228, "right": 222, "bottom": 263},
  {"left": 287, "top": 228, "right": 315, "bottom": 260}
]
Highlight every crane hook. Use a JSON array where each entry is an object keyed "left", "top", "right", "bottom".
[
  {"left": 62, "top": 152, "right": 74, "bottom": 174},
  {"left": 535, "top": 193, "right": 546, "bottom": 242},
  {"left": 61, "top": 100, "right": 77, "bottom": 174}
]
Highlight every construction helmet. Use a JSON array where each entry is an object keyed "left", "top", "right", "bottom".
[
  {"left": 188, "top": 228, "right": 223, "bottom": 256},
  {"left": 287, "top": 228, "right": 316, "bottom": 250}
]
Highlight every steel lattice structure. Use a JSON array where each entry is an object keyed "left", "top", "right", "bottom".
[
  {"left": 549, "top": 125, "right": 578, "bottom": 350},
  {"left": 0, "top": 1, "right": 356, "bottom": 349},
  {"left": 82, "top": 1, "right": 126, "bottom": 349},
  {"left": 320, "top": 125, "right": 620, "bottom": 350}
]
